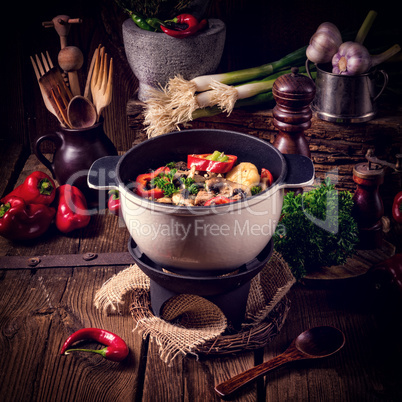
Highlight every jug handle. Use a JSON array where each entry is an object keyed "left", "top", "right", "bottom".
[
  {"left": 305, "top": 59, "right": 315, "bottom": 81},
  {"left": 33, "top": 132, "right": 62, "bottom": 178},
  {"left": 373, "top": 70, "right": 388, "bottom": 102}
]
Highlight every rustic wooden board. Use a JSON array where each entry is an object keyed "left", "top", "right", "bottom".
[
  {"left": 303, "top": 241, "right": 396, "bottom": 281},
  {"left": 0, "top": 266, "right": 143, "bottom": 401}
]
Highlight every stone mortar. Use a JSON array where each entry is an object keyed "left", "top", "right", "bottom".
[{"left": 122, "top": 18, "right": 226, "bottom": 101}]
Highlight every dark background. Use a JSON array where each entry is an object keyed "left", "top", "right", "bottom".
[{"left": 1, "top": 0, "right": 400, "bottom": 153}]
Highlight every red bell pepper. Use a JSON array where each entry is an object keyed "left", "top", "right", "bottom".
[
  {"left": 188, "top": 152, "right": 237, "bottom": 174},
  {"left": 392, "top": 191, "right": 402, "bottom": 224},
  {"left": 55, "top": 185, "right": 90, "bottom": 233},
  {"left": 204, "top": 195, "right": 236, "bottom": 206},
  {"left": 108, "top": 190, "right": 120, "bottom": 216},
  {"left": 261, "top": 168, "right": 274, "bottom": 187},
  {"left": 370, "top": 254, "right": 402, "bottom": 302},
  {"left": 0, "top": 196, "right": 55, "bottom": 241},
  {"left": 160, "top": 14, "right": 207, "bottom": 39},
  {"left": 135, "top": 166, "right": 170, "bottom": 199},
  {"left": 2, "top": 171, "right": 56, "bottom": 205}
]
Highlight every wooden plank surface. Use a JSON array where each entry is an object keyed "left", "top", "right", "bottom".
[{"left": 1, "top": 150, "right": 402, "bottom": 401}]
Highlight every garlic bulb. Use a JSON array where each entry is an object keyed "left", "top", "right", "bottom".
[
  {"left": 332, "top": 42, "right": 401, "bottom": 75},
  {"left": 306, "top": 22, "right": 342, "bottom": 64},
  {"left": 332, "top": 42, "right": 371, "bottom": 75}
]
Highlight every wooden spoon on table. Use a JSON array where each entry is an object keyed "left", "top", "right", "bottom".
[{"left": 215, "top": 326, "right": 345, "bottom": 398}]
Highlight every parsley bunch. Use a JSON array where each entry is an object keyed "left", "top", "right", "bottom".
[{"left": 273, "top": 178, "right": 358, "bottom": 279}]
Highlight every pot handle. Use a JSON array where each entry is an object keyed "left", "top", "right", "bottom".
[
  {"left": 279, "top": 154, "right": 315, "bottom": 189},
  {"left": 373, "top": 70, "right": 388, "bottom": 102},
  {"left": 87, "top": 155, "right": 121, "bottom": 191}
]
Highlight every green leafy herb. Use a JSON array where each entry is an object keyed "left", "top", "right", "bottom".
[
  {"left": 273, "top": 178, "right": 358, "bottom": 280},
  {"left": 114, "top": 0, "right": 192, "bottom": 20},
  {"left": 151, "top": 169, "right": 199, "bottom": 197},
  {"left": 251, "top": 186, "right": 262, "bottom": 195},
  {"left": 165, "top": 161, "right": 176, "bottom": 168},
  {"left": 151, "top": 169, "right": 177, "bottom": 197},
  {"left": 179, "top": 176, "right": 199, "bottom": 195}
]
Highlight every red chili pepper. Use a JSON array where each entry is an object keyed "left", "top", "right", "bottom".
[
  {"left": 370, "top": 254, "right": 402, "bottom": 302},
  {"left": 188, "top": 153, "right": 237, "bottom": 174},
  {"left": 0, "top": 196, "right": 55, "bottom": 241},
  {"left": 60, "top": 328, "right": 129, "bottom": 362},
  {"left": 204, "top": 195, "right": 236, "bottom": 206},
  {"left": 392, "top": 191, "right": 402, "bottom": 224},
  {"left": 1, "top": 171, "right": 56, "bottom": 206},
  {"left": 135, "top": 166, "right": 169, "bottom": 199},
  {"left": 261, "top": 168, "right": 274, "bottom": 187},
  {"left": 160, "top": 14, "right": 207, "bottom": 39},
  {"left": 55, "top": 185, "right": 90, "bottom": 233},
  {"left": 108, "top": 190, "right": 120, "bottom": 216}
]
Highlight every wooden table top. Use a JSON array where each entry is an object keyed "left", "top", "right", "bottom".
[{"left": 1, "top": 153, "right": 401, "bottom": 402}]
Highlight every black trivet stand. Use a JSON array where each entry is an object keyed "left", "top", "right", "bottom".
[{"left": 128, "top": 238, "right": 274, "bottom": 329}]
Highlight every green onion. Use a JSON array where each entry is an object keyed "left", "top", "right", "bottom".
[
  {"left": 355, "top": 10, "right": 377, "bottom": 44},
  {"left": 191, "top": 91, "right": 275, "bottom": 120},
  {"left": 183, "top": 45, "right": 308, "bottom": 93},
  {"left": 144, "top": 47, "right": 315, "bottom": 137},
  {"left": 191, "top": 70, "right": 317, "bottom": 121},
  {"left": 196, "top": 68, "right": 316, "bottom": 116}
]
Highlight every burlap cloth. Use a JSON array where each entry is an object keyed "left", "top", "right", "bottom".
[{"left": 94, "top": 251, "right": 295, "bottom": 365}]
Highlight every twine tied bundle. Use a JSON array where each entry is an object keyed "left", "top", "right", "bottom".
[{"left": 94, "top": 251, "right": 295, "bottom": 365}]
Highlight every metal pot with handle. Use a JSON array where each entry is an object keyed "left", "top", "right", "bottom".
[{"left": 88, "top": 129, "right": 315, "bottom": 273}]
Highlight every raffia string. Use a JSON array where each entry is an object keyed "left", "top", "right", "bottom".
[{"left": 94, "top": 251, "right": 295, "bottom": 365}]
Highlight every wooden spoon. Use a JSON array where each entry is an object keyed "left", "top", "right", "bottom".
[
  {"left": 214, "top": 326, "right": 345, "bottom": 398},
  {"left": 67, "top": 95, "right": 97, "bottom": 129}
]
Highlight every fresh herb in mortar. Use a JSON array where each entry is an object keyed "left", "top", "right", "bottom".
[
  {"left": 114, "top": 0, "right": 192, "bottom": 20},
  {"left": 273, "top": 179, "right": 358, "bottom": 279}
]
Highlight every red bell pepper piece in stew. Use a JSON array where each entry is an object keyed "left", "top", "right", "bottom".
[
  {"left": 135, "top": 166, "right": 170, "bottom": 199},
  {"left": 161, "top": 14, "right": 207, "bottom": 39},
  {"left": 55, "top": 185, "right": 90, "bottom": 233},
  {"left": 188, "top": 151, "right": 237, "bottom": 174},
  {"left": 1, "top": 171, "right": 56, "bottom": 205},
  {"left": 0, "top": 196, "right": 55, "bottom": 241},
  {"left": 108, "top": 190, "right": 120, "bottom": 216},
  {"left": 261, "top": 168, "right": 274, "bottom": 187},
  {"left": 60, "top": 328, "right": 129, "bottom": 362},
  {"left": 204, "top": 195, "right": 236, "bottom": 206},
  {"left": 392, "top": 191, "right": 402, "bottom": 224}
]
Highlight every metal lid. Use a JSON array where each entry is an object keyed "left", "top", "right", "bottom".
[
  {"left": 272, "top": 67, "right": 316, "bottom": 103},
  {"left": 353, "top": 162, "right": 385, "bottom": 181}
]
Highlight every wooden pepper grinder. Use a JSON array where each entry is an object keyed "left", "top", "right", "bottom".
[
  {"left": 272, "top": 66, "right": 316, "bottom": 157},
  {"left": 352, "top": 160, "right": 385, "bottom": 249},
  {"left": 353, "top": 150, "right": 402, "bottom": 249}
]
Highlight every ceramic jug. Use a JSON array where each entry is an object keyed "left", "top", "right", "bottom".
[{"left": 34, "top": 120, "right": 117, "bottom": 205}]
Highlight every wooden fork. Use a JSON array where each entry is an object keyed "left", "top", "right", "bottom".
[
  {"left": 30, "top": 52, "right": 73, "bottom": 127},
  {"left": 90, "top": 46, "right": 113, "bottom": 121}
]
